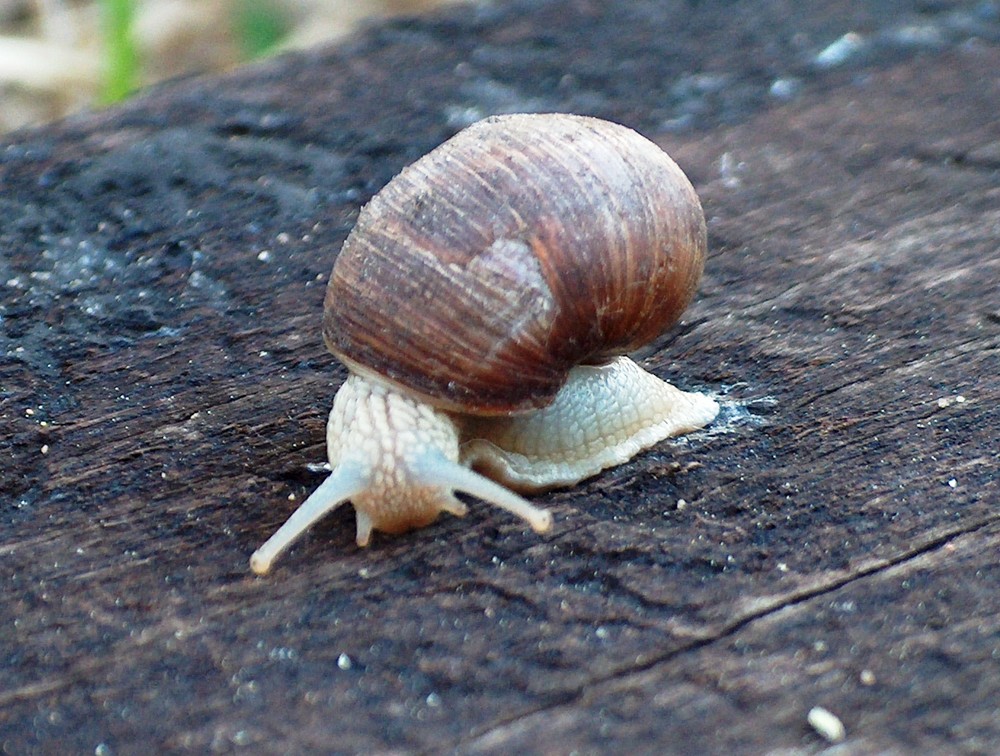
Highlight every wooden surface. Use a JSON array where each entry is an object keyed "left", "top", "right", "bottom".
[{"left": 2, "top": 1, "right": 998, "bottom": 752}]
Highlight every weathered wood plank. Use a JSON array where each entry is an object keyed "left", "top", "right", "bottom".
[{"left": 1, "top": 1, "right": 998, "bottom": 752}]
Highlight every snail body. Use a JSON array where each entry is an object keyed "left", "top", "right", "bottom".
[{"left": 250, "top": 113, "right": 718, "bottom": 575}]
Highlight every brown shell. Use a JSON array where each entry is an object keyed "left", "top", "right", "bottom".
[{"left": 323, "top": 113, "right": 706, "bottom": 415}]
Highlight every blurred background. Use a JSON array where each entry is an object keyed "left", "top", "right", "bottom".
[{"left": 0, "top": 0, "right": 457, "bottom": 134}]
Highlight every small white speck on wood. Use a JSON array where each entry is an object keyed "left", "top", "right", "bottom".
[
  {"left": 814, "top": 32, "right": 865, "bottom": 68},
  {"left": 808, "top": 706, "right": 846, "bottom": 743}
]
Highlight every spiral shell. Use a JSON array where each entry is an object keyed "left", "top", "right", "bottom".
[{"left": 323, "top": 113, "right": 706, "bottom": 414}]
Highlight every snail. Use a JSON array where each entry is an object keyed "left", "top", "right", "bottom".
[{"left": 250, "top": 113, "right": 718, "bottom": 575}]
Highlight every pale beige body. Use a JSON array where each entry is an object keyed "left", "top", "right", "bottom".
[
  {"left": 249, "top": 357, "right": 717, "bottom": 575},
  {"left": 461, "top": 357, "right": 718, "bottom": 490}
]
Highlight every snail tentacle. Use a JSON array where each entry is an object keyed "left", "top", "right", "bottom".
[
  {"left": 409, "top": 453, "right": 553, "bottom": 534},
  {"left": 250, "top": 461, "right": 368, "bottom": 575}
]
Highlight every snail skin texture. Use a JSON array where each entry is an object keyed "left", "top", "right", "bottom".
[{"left": 250, "top": 113, "right": 719, "bottom": 575}]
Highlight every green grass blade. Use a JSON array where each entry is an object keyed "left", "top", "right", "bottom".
[{"left": 100, "top": 0, "right": 138, "bottom": 103}]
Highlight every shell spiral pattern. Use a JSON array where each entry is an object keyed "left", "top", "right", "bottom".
[{"left": 323, "top": 113, "right": 707, "bottom": 414}]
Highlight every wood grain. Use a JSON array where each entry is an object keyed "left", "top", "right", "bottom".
[{"left": 1, "top": 1, "right": 997, "bottom": 752}]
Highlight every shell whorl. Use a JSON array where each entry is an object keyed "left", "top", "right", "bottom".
[{"left": 323, "top": 113, "right": 706, "bottom": 415}]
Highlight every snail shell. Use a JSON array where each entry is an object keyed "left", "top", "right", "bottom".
[
  {"left": 324, "top": 113, "right": 706, "bottom": 413},
  {"left": 250, "top": 113, "right": 717, "bottom": 575}
]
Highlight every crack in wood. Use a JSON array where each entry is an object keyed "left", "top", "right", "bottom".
[{"left": 453, "top": 513, "right": 1000, "bottom": 751}]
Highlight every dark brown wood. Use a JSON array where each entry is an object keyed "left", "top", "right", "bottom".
[{"left": 2, "top": 1, "right": 998, "bottom": 753}]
